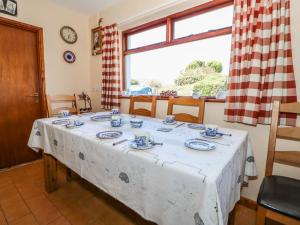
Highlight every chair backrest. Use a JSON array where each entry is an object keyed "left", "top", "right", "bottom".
[
  {"left": 46, "top": 94, "right": 79, "bottom": 117},
  {"left": 167, "top": 97, "right": 205, "bottom": 123},
  {"left": 129, "top": 95, "right": 157, "bottom": 117},
  {"left": 265, "top": 101, "right": 300, "bottom": 176}
]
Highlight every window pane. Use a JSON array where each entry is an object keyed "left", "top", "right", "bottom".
[
  {"left": 174, "top": 5, "right": 233, "bottom": 39},
  {"left": 127, "top": 25, "right": 166, "bottom": 49},
  {"left": 125, "top": 35, "right": 231, "bottom": 97}
]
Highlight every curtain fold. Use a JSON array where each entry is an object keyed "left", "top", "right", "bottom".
[
  {"left": 101, "top": 23, "right": 121, "bottom": 110},
  {"left": 224, "top": 0, "right": 297, "bottom": 126}
]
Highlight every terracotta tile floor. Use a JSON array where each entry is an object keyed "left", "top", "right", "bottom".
[{"left": 0, "top": 160, "right": 257, "bottom": 225}]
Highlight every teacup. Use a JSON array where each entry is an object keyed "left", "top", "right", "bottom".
[
  {"left": 111, "top": 115, "right": 122, "bottom": 127},
  {"left": 111, "top": 108, "right": 120, "bottom": 115},
  {"left": 165, "top": 115, "right": 175, "bottom": 123},
  {"left": 205, "top": 124, "right": 218, "bottom": 137},
  {"left": 134, "top": 131, "right": 151, "bottom": 147},
  {"left": 130, "top": 119, "right": 143, "bottom": 128},
  {"left": 58, "top": 110, "right": 70, "bottom": 117}
]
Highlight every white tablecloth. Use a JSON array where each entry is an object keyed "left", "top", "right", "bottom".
[{"left": 28, "top": 113, "right": 257, "bottom": 225}]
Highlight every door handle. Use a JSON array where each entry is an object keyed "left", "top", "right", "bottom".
[{"left": 26, "top": 93, "right": 40, "bottom": 103}]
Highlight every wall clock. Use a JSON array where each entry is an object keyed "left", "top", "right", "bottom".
[
  {"left": 63, "top": 51, "right": 76, "bottom": 63},
  {"left": 60, "top": 26, "right": 77, "bottom": 44}
]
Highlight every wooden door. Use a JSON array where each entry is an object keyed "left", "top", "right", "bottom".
[{"left": 0, "top": 17, "right": 46, "bottom": 168}]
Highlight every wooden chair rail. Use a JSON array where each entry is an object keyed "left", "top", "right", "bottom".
[
  {"left": 129, "top": 96, "right": 157, "bottom": 117},
  {"left": 131, "top": 95, "right": 154, "bottom": 103},
  {"left": 274, "top": 151, "right": 300, "bottom": 168},
  {"left": 168, "top": 97, "right": 203, "bottom": 106},
  {"left": 49, "top": 95, "right": 77, "bottom": 101},
  {"left": 280, "top": 102, "right": 300, "bottom": 114},
  {"left": 277, "top": 127, "right": 300, "bottom": 140},
  {"left": 172, "top": 113, "right": 200, "bottom": 123},
  {"left": 167, "top": 97, "right": 205, "bottom": 123},
  {"left": 131, "top": 108, "right": 153, "bottom": 117},
  {"left": 47, "top": 94, "right": 79, "bottom": 117},
  {"left": 52, "top": 107, "right": 78, "bottom": 115}
]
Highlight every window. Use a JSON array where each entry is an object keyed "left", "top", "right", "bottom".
[
  {"left": 127, "top": 25, "right": 166, "bottom": 49},
  {"left": 123, "top": 0, "right": 233, "bottom": 97}
]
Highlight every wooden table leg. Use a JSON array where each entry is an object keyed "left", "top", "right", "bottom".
[
  {"left": 43, "top": 153, "right": 58, "bottom": 193},
  {"left": 228, "top": 205, "right": 236, "bottom": 225},
  {"left": 66, "top": 167, "right": 72, "bottom": 182}
]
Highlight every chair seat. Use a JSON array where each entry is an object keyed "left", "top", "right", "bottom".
[{"left": 257, "top": 175, "right": 300, "bottom": 220}]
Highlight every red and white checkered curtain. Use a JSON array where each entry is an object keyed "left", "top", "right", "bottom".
[
  {"left": 101, "top": 24, "right": 121, "bottom": 110},
  {"left": 224, "top": 0, "right": 297, "bottom": 126}
]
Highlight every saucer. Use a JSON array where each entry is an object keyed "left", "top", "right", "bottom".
[
  {"left": 96, "top": 131, "right": 123, "bottom": 139},
  {"left": 200, "top": 132, "right": 223, "bottom": 139},
  {"left": 163, "top": 120, "right": 177, "bottom": 125},
  {"left": 187, "top": 124, "right": 206, "bottom": 130},
  {"left": 52, "top": 119, "right": 70, "bottom": 125},
  {"left": 91, "top": 115, "right": 111, "bottom": 121},
  {"left": 129, "top": 140, "right": 154, "bottom": 150},
  {"left": 184, "top": 139, "right": 216, "bottom": 151}
]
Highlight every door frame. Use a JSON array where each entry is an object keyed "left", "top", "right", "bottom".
[{"left": 0, "top": 16, "right": 47, "bottom": 117}]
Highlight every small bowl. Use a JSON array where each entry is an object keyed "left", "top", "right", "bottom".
[{"left": 130, "top": 119, "right": 143, "bottom": 128}]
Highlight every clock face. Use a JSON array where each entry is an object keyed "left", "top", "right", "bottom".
[{"left": 60, "top": 26, "right": 77, "bottom": 44}]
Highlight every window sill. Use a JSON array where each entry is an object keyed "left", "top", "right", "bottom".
[{"left": 120, "top": 95, "right": 225, "bottom": 103}]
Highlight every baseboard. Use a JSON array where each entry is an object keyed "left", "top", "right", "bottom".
[{"left": 238, "top": 196, "right": 257, "bottom": 210}]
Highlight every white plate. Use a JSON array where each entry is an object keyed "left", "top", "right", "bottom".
[
  {"left": 129, "top": 140, "right": 154, "bottom": 150},
  {"left": 187, "top": 124, "right": 206, "bottom": 130},
  {"left": 200, "top": 132, "right": 223, "bottom": 139},
  {"left": 184, "top": 139, "right": 216, "bottom": 151},
  {"left": 96, "top": 131, "right": 123, "bottom": 139},
  {"left": 163, "top": 120, "right": 177, "bottom": 125},
  {"left": 91, "top": 115, "right": 111, "bottom": 121}
]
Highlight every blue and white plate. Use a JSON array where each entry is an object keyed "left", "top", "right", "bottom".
[
  {"left": 91, "top": 114, "right": 111, "bottom": 121},
  {"left": 200, "top": 132, "right": 223, "bottom": 139},
  {"left": 184, "top": 139, "right": 216, "bottom": 151},
  {"left": 129, "top": 140, "right": 154, "bottom": 150},
  {"left": 96, "top": 131, "right": 123, "bottom": 139},
  {"left": 81, "top": 112, "right": 95, "bottom": 116},
  {"left": 163, "top": 120, "right": 177, "bottom": 125},
  {"left": 52, "top": 119, "right": 70, "bottom": 125},
  {"left": 66, "top": 121, "right": 84, "bottom": 129},
  {"left": 187, "top": 123, "right": 206, "bottom": 130}
]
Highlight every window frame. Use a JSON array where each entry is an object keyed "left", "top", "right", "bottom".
[{"left": 122, "top": 0, "right": 234, "bottom": 91}]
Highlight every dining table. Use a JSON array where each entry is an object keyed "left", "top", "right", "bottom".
[{"left": 28, "top": 112, "right": 257, "bottom": 225}]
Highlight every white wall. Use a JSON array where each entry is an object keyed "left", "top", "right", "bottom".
[
  {"left": 90, "top": 0, "right": 300, "bottom": 201},
  {"left": 1, "top": 0, "right": 91, "bottom": 105}
]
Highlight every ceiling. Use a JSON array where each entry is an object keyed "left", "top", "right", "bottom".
[{"left": 50, "top": 0, "right": 122, "bottom": 15}]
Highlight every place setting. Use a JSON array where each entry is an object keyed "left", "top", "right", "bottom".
[
  {"left": 128, "top": 131, "right": 163, "bottom": 150},
  {"left": 184, "top": 124, "right": 232, "bottom": 150}
]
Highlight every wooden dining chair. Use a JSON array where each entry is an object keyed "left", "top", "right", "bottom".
[
  {"left": 167, "top": 97, "right": 205, "bottom": 123},
  {"left": 129, "top": 95, "right": 157, "bottom": 117},
  {"left": 46, "top": 94, "right": 80, "bottom": 117},
  {"left": 256, "top": 101, "right": 300, "bottom": 225}
]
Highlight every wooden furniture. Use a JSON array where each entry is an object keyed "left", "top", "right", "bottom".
[
  {"left": 0, "top": 17, "right": 46, "bottom": 168},
  {"left": 29, "top": 113, "right": 253, "bottom": 225},
  {"left": 256, "top": 101, "right": 300, "bottom": 225},
  {"left": 46, "top": 94, "right": 80, "bottom": 117},
  {"left": 129, "top": 95, "right": 157, "bottom": 117},
  {"left": 167, "top": 97, "right": 205, "bottom": 123}
]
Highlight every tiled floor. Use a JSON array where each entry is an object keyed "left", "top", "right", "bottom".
[{"left": 0, "top": 160, "right": 256, "bottom": 225}]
